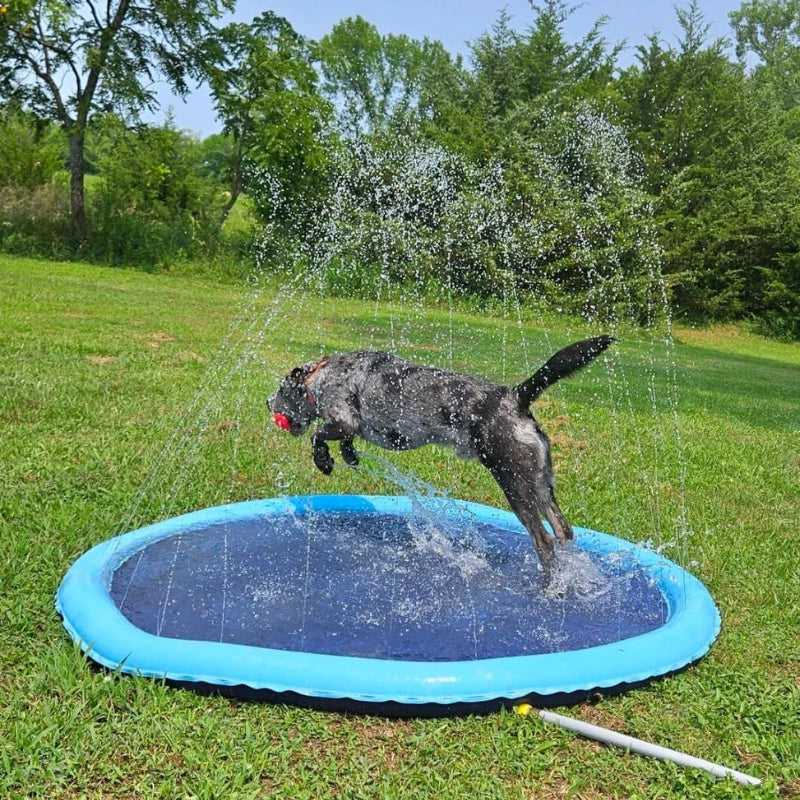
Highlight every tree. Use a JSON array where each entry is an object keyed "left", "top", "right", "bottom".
[
  {"left": 613, "top": 3, "right": 739, "bottom": 192},
  {"left": 470, "top": 3, "right": 619, "bottom": 114},
  {"left": 0, "top": 0, "right": 233, "bottom": 238},
  {"left": 316, "top": 16, "right": 459, "bottom": 136},
  {"left": 513, "top": 0, "right": 617, "bottom": 100},
  {"left": 86, "top": 114, "right": 226, "bottom": 264},
  {"left": 730, "top": 0, "right": 800, "bottom": 62},
  {"left": 469, "top": 10, "right": 519, "bottom": 122},
  {"left": 611, "top": 2, "right": 800, "bottom": 333},
  {"left": 730, "top": 0, "right": 800, "bottom": 107},
  {"left": 462, "top": 0, "right": 620, "bottom": 165},
  {"left": 208, "top": 12, "right": 330, "bottom": 227},
  {"left": 198, "top": 132, "right": 237, "bottom": 186}
]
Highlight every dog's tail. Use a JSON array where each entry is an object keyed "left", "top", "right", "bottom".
[{"left": 514, "top": 335, "right": 616, "bottom": 409}]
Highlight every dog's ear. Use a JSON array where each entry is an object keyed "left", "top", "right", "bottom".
[{"left": 287, "top": 362, "right": 317, "bottom": 385}]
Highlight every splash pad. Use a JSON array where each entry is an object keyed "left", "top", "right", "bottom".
[{"left": 56, "top": 494, "right": 719, "bottom": 716}]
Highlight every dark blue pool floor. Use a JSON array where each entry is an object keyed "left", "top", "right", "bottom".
[{"left": 111, "top": 511, "right": 667, "bottom": 662}]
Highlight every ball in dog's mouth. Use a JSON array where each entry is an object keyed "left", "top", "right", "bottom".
[{"left": 273, "top": 412, "right": 291, "bottom": 431}]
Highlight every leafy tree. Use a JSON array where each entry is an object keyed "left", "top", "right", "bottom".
[
  {"left": 208, "top": 12, "right": 331, "bottom": 228},
  {"left": 0, "top": 106, "right": 69, "bottom": 255},
  {"left": 614, "top": 3, "right": 741, "bottom": 192},
  {"left": 316, "top": 16, "right": 460, "bottom": 136},
  {"left": 731, "top": 0, "right": 800, "bottom": 107},
  {"left": 468, "top": 10, "right": 519, "bottom": 123},
  {"left": 468, "top": 0, "right": 620, "bottom": 152},
  {"left": 0, "top": 0, "right": 233, "bottom": 238},
  {"left": 512, "top": 0, "right": 617, "bottom": 100},
  {"left": 730, "top": 0, "right": 800, "bottom": 63},
  {"left": 198, "top": 133, "right": 236, "bottom": 185},
  {"left": 611, "top": 1, "right": 800, "bottom": 333}
]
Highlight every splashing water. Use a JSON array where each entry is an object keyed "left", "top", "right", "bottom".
[
  {"left": 358, "top": 452, "right": 493, "bottom": 581},
  {"left": 547, "top": 544, "right": 613, "bottom": 601},
  {"left": 353, "top": 452, "right": 637, "bottom": 603}
]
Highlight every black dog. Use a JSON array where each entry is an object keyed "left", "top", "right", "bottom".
[{"left": 269, "top": 336, "right": 615, "bottom": 570}]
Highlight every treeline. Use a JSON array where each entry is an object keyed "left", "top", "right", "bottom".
[{"left": 1, "top": 1, "right": 799, "bottom": 337}]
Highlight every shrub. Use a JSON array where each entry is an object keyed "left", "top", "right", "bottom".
[
  {"left": 0, "top": 182, "right": 71, "bottom": 256},
  {"left": 85, "top": 116, "right": 228, "bottom": 265},
  {"left": 0, "top": 110, "right": 65, "bottom": 189}
]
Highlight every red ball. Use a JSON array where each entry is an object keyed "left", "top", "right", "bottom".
[{"left": 273, "top": 412, "right": 291, "bottom": 431}]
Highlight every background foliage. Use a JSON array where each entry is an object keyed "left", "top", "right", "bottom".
[{"left": 1, "top": 0, "right": 799, "bottom": 336}]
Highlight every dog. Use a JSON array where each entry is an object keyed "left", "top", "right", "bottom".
[{"left": 268, "top": 336, "right": 615, "bottom": 571}]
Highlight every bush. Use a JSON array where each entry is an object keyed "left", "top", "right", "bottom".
[
  {"left": 0, "top": 110, "right": 65, "bottom": 189},
  {"left": 84, "top": 116, "right": 228, "bottom": 266},
  {"left": 0, "top": 182, "right": 71, "bottom": 257}
]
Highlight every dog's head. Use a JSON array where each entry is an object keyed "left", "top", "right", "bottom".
[{"left": 268, "top": 362, "right": 319, "bottom": 436}]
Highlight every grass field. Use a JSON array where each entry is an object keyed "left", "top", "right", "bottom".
[{"left": 1, "top": 254, "right": 798, "bottom": 799}]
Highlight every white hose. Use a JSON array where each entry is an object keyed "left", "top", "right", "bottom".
[{"left": 519, "top": 707, "right": 761, "bottom": 786}]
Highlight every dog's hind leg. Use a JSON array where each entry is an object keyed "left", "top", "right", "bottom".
[
  {"left": 506, "top": 489, "right": 556, "bottom": 569},
  {"left": 478, "top": 454, "right": 556, "bottom": 571},
  {"left": 540, "top": 487, "right": 574, "bottom": 545}
]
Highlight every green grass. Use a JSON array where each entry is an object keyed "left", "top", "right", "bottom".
[{"left": 1, "top": 254, "right": 798, "bottom": 799}]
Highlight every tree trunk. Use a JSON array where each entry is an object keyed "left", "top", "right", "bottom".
[
  {"left": 219, "top": 135, "right": 245, "bottom": 226},
  {"left": 69, "top": 128, "right": 86, "bottom": 241}
]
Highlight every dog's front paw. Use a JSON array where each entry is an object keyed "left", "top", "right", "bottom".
[
  {"left": 313, "top": 447, "right": 335, "bottom": 475},
  {"left": 340, "top": 440, "right": 359, "bottom": 467}
]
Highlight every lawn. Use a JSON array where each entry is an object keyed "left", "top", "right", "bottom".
[{"left": 1, "top": 254, "right": 797, "bottom": 799}]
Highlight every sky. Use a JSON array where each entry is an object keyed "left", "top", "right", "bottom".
[{"left": 150, "top": 0, "right": 747, "bottom": 137}]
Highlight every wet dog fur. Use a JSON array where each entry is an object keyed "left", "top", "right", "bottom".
[{"left": 269, "top": 336, "right": 615, "bottom": 573}]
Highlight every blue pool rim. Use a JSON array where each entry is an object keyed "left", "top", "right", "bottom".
[{"left": 56, "top": 495, "right": 720, "bottom": 714}]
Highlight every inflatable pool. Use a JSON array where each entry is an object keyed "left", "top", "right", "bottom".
[{"left": 56, "top": 495, "right": 720, "bottom": 715}]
